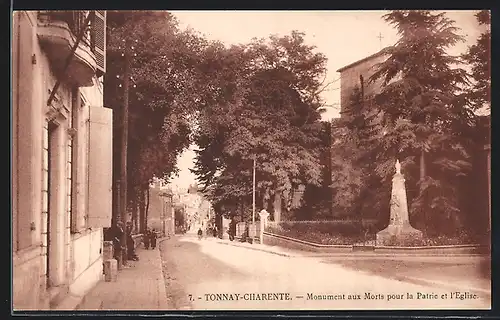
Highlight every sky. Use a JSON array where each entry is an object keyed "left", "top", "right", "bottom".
[{"left": 167, "top": 10, "right": 486, "bottom": 190}]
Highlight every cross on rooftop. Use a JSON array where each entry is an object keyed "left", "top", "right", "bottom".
[{"left": 377, "top": 32, "right": 384, "bottom": 50}]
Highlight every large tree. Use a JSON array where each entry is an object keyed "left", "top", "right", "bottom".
[
  {"left": 192, "top": 31, "right": 328, "bottom": 221},
  {"left": 105, "top": 11, "right": 211, "bottom": 231},
  {"left": 366, "top": 10, "right": 475, "bottom": 235},
  {"left": 325, "top": 10, "right": 478, "bottom": 236},
  {"left": 462, "top": 10, "right": 491, "bottom": 112}
]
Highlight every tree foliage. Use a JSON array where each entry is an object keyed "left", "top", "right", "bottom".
[
  {"left": 331, "top": 10, "right": 481, "bottom": 235},
  {"left": 105, "top": 11, "right": 211, "bottom": 226},
  {"left": 192, "top": 31, "right": 328, "bottom": 219},
  {"left": 462, "top": 10, "right": 491, "bottom": 112}
]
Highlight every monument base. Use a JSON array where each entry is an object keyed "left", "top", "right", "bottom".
[{"left": 376, "top": 223, "right": 423, "bottom": 246}]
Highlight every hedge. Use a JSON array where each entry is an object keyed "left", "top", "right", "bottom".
[
  {"left": 265, "top": 220, "right": 379, "bottom": 245},
  {"left": 266, "top": 221, "right": 481, "bottom": 246}
]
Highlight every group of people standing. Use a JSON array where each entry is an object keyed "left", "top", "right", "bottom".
[
  {"left": 143, "top": 228, "right": 158, "bottom": 249},
  {"left": 105, "top": 221, "right": 159, "bottom": 264}
]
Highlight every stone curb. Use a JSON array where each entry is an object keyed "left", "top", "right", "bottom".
[{"left": 157, "top": 237, "right": 170, "bottom": 309}]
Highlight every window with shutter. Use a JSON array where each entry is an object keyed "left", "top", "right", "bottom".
[
  {"left": 92, "top": 11, "right": 106, "bottom": 76},
  {"left": 87, "top": 106, "right": 112, "bottom": 228}
]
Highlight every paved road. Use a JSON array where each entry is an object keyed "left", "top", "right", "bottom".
[{"left": 160, "top": 235, "right": 490, "bottom": 311}]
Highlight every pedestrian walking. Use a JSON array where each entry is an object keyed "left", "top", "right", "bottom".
[
  {"left": 151, "top": 228, "right": 158, "bottom": 249},
  {"left": 197, "top": 227, "right": 203, "bottom": 240}
]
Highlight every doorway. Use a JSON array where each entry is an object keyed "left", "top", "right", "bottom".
[{"left": 46, "top": 120, "right": 64, "bottom": 288}]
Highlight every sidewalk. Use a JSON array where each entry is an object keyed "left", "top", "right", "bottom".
[{"left": 76, "top": 238, "right": 169, "bottom": 311}]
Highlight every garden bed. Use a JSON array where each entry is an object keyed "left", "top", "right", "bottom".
[
  {"left": 266, "top": 220, "right": 378, "bottom": 245},
  {"left": 266, "top": 221, "right": 485, "bottom": 247}
]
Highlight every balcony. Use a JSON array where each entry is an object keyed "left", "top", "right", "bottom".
[{"left": 37, "top": 11, "right": 105, "bottom": 87}]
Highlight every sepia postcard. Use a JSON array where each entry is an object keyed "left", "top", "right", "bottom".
[{"left": 12, "top": 9, "right": 491, "bottom": 313}]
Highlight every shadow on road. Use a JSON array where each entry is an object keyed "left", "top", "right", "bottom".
[{"left": 159, "top": 236, "right": 248, "bottom": 309}]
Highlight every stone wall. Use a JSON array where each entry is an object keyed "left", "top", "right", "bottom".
[
  {"left": 339, "top": 53, "right": 388, "bottom": 115},
  {"left": 13, "top": 11, "right": 107, "bottom": 310}
]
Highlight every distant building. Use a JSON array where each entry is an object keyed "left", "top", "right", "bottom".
[
  {"left": 148, "top": 182, "right": 175, "bottom": 237},
  {"left": 336, "top": 47, "right": 392, "bottom": 115},
  {"left": 12, "top": 11, "right": 110, "bottom": 310},
  {"left": 172, "top": 185, "right": 211, "bottom": 229}
]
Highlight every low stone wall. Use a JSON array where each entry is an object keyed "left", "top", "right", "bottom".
[
  {"left": 374, "top": 244, "right": 489, "bottom": 255},
  {"left": 263, "top": 232, "right": 352, "bottom": 253},
  {"left": 263, "top": 232, "right": 488, "bottom": 255}
]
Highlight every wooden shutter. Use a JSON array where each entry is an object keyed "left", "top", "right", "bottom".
[
  {"left": 92, "top": 10, "right": 106, "bottom": 76},
  {"left": 87, "top": 106, "right": 112, "bottom": 228}
]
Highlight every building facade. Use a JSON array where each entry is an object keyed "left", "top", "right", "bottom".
[
  {"left": 336, "top": 47, "right": 392, "bottom": 115},
  {"left": 12, "top": 11, "right": 111, "bottom": 310},
  {"left": 148, "top": 181, "right": 175, "bottom": 237}
]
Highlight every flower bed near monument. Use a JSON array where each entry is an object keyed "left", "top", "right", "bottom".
[
  {"left": 382, "top": 231, "right": 481, "bottom": 246},
  {"left": 266, "top": 220, "right": 378, "bottom": 245},
  {"left": 266, "top": 221, "right": 483, "bottom": 246}
]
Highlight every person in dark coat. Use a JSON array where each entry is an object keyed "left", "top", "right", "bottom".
[
  {"left": 111, "top": 221, "right": 125, "bottom": 262},
  {"left": 126, "top": 222, "right": 139, "bottom": 261},
  {"left": 150, "top": 228, "right": 158, "bottom": 249}
]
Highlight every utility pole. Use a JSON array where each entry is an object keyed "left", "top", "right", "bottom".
[
  {"left": 252, "top": 155, "right": 256, "bottom": 226},
  {"left": 120, "top": 38, "right": 130, "bottom": 264}
]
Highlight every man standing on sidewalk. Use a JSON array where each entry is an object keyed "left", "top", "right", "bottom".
[{"left": 110, "top": 221, "right": 125, "bottom": 267}]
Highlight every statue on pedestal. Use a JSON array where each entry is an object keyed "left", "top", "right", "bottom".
[{"left": 376, "top": 159, "right": 423, "bottom": 245}]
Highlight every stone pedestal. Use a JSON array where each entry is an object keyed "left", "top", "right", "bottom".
[
  {"left": 104, "top": 259, "right": 118, "bottom": 282},
  {"left": 377, "top": 160, "right": 423, "bottom": 245}
]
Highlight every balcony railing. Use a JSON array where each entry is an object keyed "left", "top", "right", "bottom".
[
  {"left": 41, "top": 11, "right": 95, "bottom": 51},
  {"left": 37, "top": 10, "right": 106, "bottom": 85}
]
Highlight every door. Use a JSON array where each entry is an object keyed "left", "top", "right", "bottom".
[{"left": 46, "top": 121, "right": 57, "bottom": 288}]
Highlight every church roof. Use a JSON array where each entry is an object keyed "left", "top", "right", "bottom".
[{"left": 336, "top": 46, "right": 394, "bottom": 73}]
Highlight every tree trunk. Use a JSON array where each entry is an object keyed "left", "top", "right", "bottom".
[
  {"left": 262, "top": 188, "right": 269, "bottom": 212},
  {"left": 139, "top": 190, "right": 146, "bottom": 233},
  {"left": 131, "top": 189, "right": 138, "bottom": 233},
  {"left": 145, "top": 187, "right": 150, "bottom": 229},
  {"left": 273, "top": 192, "right": 282, "bottom": 223},
  {"left": 420, "top": 149, "right": 426, "bottom": 180}
]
